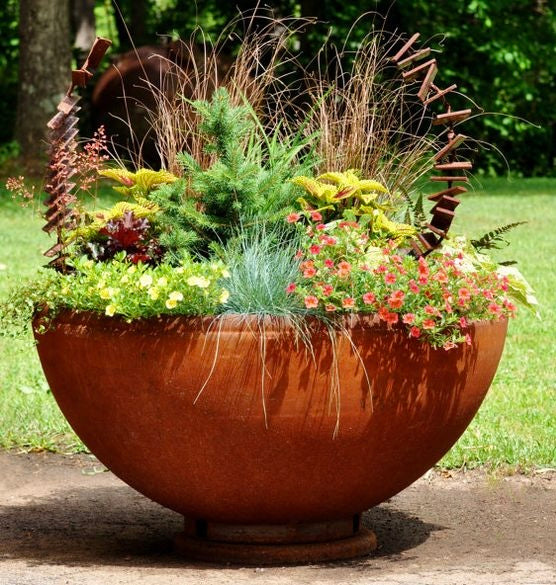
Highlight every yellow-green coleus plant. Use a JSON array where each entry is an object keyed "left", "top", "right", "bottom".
[
  {"left": 291, "top": 169, "right": 416, "bottom": 241},
  {"left": 67, "top": 168, "right": 178, "bottom": 245}
]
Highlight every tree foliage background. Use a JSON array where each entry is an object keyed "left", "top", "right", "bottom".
[{"left": 3, "top": 0, "right": 555, "bottom": 176}]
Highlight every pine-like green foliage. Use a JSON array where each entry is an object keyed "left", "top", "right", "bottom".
[{"left": 150, "top": 88, "right": 317, "bottom": 261}]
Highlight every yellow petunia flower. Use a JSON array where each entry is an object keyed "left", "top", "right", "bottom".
[{"left": 187, "top": 276, "right": 211, "bottom": 288}]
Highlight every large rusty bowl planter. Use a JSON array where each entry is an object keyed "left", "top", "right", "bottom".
[{"left": 34, "top": 311, "right": 507, "bottom": 564}]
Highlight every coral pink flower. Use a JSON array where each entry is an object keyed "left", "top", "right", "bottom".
[
  {"left": 435, "top": 271, "right": 448, "bottom": 284},
  {"left": 303, "top": 267, "right": 317, "bottom": 278},
  {"left": 324, "top": 258, "right": 335, "bottom": 268},
  {"left": 424, "top": 305, "right": 438, "bottom": 316},
  {"left": 309, "top": 244, "right": 322, "bottom": 255},
  {"left": 304, "top": 295, "right": 319, "bottom": 309},
  {"left": 322, "top": 284, "right": 334, "bottom": 297},
  {"left": 409, "top": 280, "right": 420, "bottom": 294},
  {"left": 388, "top": 295, "right": 404, "bottom": 309},
  {"left": 342, "top": 297, "right": 355, "bottom": 309},
  {"left": 337, "top": 261, "right": 352, "bottom": 277},
  {"left": 418, "top": 275, "right": 429, "bottom": 285},
  {"left": 315, "top": 223, "right": 326, "bottom": 231},
  {"left": 418, "top": 257, "right": 429, "bottom": 276},
  {"left": 459, "top": 316, "right": 468, "bottom": 328},
  {"left": 488, "top": 302, "right": 502, "bottom": 316},
  {"left": 458, "top": 287, "right": 471, "bottom": 301},
  {"left": 285, "top": 283, "right": 296, "bottom": 294},
  {"left": 422, "top": 319, "right": 436, "bottom": 330},
  {"left": 402, "top": 313, "right": 415, "bottom": 325},
  {"left": 362, "top": 292, "right": 376, "bottom": 305},
  {"left": 310, "top": 210, "right": 323, "bottom": 221},
  {"left": 409, "top": 326, "right": 421, "bottom": 338},
  {"left": 385, "top": 312, "right": 399, "bottom": 325},
  {"left": 391, "top": 254, "right": 402, "bottom": 264},
  {"left": 378, "top": 306, "right": 390, "bottom": 321},
  {"left": 286, "top": 212, "right": 300, "bottom": 223},
  {"left": 294, "top": 250, "right": 303, "bottom": 260},
  {"left": 325, "top": 303, "right": 337, "bottom": 312},
  {"left": 443, "top": 341, "right": 457, "bottom": 351},
  {"left": 384, "top": 272, "right": 396, "bottom": 284}
]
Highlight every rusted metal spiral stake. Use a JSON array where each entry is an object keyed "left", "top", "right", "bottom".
[
  {"left": 391, "top": 33, "right": 474, "bottom": 257},
  {"left": 43, "top": 37, "right": 111, "bottom": 272}
]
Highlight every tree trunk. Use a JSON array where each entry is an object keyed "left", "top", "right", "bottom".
[{"left": 16, "top": 0, "right": 71, "bottom": 172}]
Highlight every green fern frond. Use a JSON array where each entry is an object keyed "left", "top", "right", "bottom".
[{"left": 471, "top": 222, "right": 527, "bottom": 251}]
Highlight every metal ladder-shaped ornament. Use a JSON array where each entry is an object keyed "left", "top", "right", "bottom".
[
  {"left": 43, "top": 37, "right": 111, "bottom": 271},
  {"left": 391, "top": 33, "right": 474, "bottom": 257}
]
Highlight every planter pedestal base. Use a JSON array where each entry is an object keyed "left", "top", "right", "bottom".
[{"left": 174, "top": 516, "right": 377, "bottom": 565}]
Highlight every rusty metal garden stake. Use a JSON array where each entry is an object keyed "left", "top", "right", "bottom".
[{"left": 43, "top": 37, "right": 111, "bottom": 271}]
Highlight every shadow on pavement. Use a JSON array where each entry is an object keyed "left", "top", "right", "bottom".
[{"left": 0, "top": 484, "right": 442, "bottom": 568}]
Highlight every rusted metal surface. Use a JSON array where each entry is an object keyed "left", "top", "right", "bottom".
[
  {"left": 33, "top": 312, "right": 507, "bottom": 563},
  {"left": 43, "top": 37, "right": 111, "bottom": 270},
  {"left": 174, "top": 526, "right": 377, "bottom": 565},
  {"left": 393, "top": 34, "right": 476, "bottom": 256}
]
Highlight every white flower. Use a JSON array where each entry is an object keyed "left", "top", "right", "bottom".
[
  {"left": 0, "top": 263, "right": 6, "bottom": 271},
  {"left": 148, "top": 287, "right": 159, "bottom": 300},
  {"left": 105, "top": 304, "right": 116, "bottom": 317},
  {"left": 219, "top": 289, "right": 230, "bottom": 304},
  {"left": 139, "top": 274, "right": 153, "bottom": 288},
  {"left": 157, "top": 277, "right": 168, "bottom": 287},
  {"left": 187, "top": 275, "right": 210, "bottom": 288},
  {"left": 169, "top": 291, "right": 184, "bottom": 302}
]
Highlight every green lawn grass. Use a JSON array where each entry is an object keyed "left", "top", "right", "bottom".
[{"left": 0, "top": 178, "right": 555, "bottom": 469}]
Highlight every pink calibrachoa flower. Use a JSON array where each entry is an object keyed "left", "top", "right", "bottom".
[
  {"left": 337, "top": 261, "right": 352, "bottom": 278},
  {"left": 378, "top": 306, "right": 390, "bottom": 321},
  {"left": 443, "top": 341, "right": 457, "bottom": 351},
  {"left": 418, "top": 274, "right": 429, "bottom": 285},
  {"left": 303, "top": 267, "right": 317, "bottom": 278},
  {"left": 488, "top": 302, "right": 502, "bottom": 316},
  {"left": 459, "top": 316, "right": 468, "bottom": 328},
  {"left": 402, "top": 313, "right": 416, "bottom": 325},
  {"left": 388, "top": 290, "right": 405, "bottom": 309},
  {"left": 435, "top": 271, "right": 449, "bottom": 284},
  {"left": 304, "top": 295, "right": 319, "bottom": 309},
  {"left": 325, "top": 304, "right": 337, "bottom": 312},
  {"left": 422, "top": 319, "right": 436, "bottom": 330},
  {"left": 286, "top": 283, "right": 296, "bottom": 294},
  {"left": 409, "top": 279, "right": 420, "bottom": 294},
  {"left": 321, "top": 284, "right": 334, "bottom": 296},
  {"left": 424, "top": 305, "right": 439, "bottom": 316},
  {"left": 286, "top": 212, "right": 301, "bottom": 223},
  {"left": 458, "top": 287, "right": 471, "bottom": 302},
  {"left": 410, "top": 326, "right": 421, "bottom": 338},
  {"left": 310, "top": 210, "right": 323, "bottom": 222},
  {"left": 315, "top": 223, "right": 326, "bottom": 231},
  {"left": 418, "top": 257, "right": 429, "bottom": 276},
  {"left": 362, "top": 292, "right": 376, "bottom": 305},
  {"left": 385, "top": 312, "right": 399, "bottom": 325},
  {"left": 483, "top": 289, "right": 495, "bottom": 301},
  {"left": 342, "top": 297, "right": 355, "bottom": 309},
  {"left": 324, "top": 258, "right": 335, "bottom": 268},
  {"left": 309, "top": 244, "right": 322, "bottom": 255},
  {"left": 294, "top": 250, "right": 303, "bottom": 260},
  {"left": 465, "top": 333, "right": 472, "bottom": 346},
  {"left": 384, "top": 272, "right": 396, "bottom": 284}
]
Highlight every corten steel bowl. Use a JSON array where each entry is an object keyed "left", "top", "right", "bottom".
[{"left": 34, "top": 311, "right": 507, "bottom": 564}]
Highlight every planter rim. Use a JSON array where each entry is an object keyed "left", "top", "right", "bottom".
[{"left": 36, "top": 308, "right": 506, "bottom": 336}]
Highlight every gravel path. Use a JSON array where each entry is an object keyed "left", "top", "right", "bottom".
[{"left": 0, "top": 452, "right": 554, "bottom": 584}]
